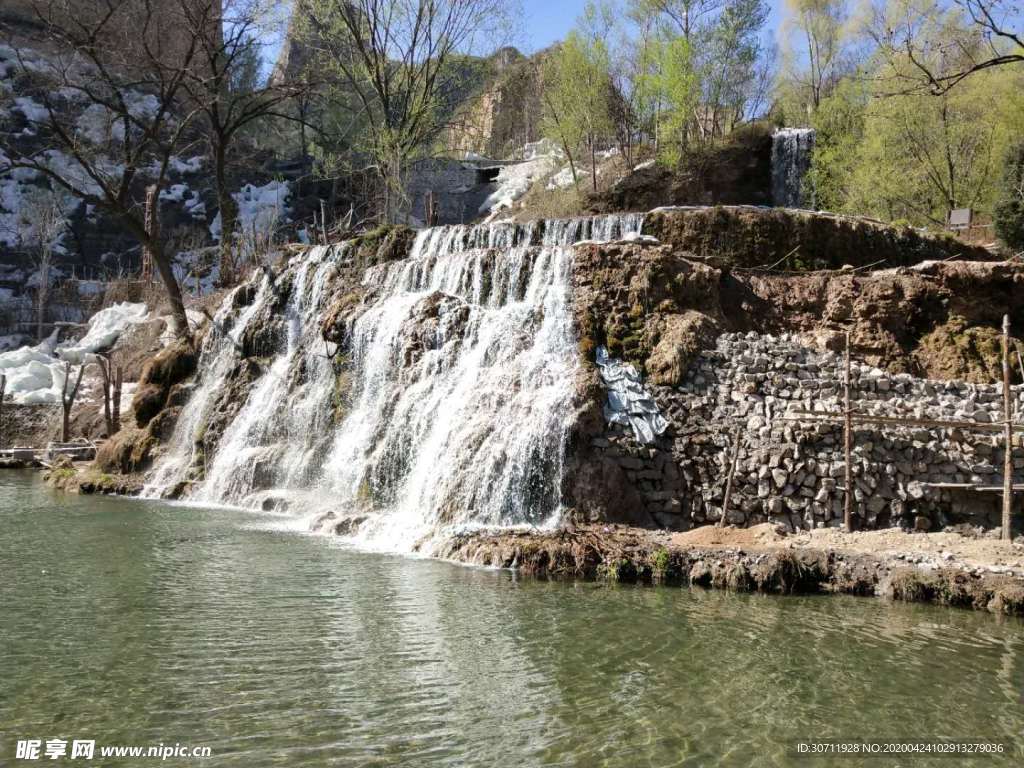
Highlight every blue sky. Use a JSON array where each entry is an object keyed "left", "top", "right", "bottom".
[
  {"left": 516, "top": 0, "right": 788, "bottom": 53},
  {"left": 263, "top": 1, "right": 790, "bottom": 73}
]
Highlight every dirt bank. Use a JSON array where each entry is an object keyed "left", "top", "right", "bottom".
[{"left": 437, "top": 523, "right": 1024, "bottom": 617}]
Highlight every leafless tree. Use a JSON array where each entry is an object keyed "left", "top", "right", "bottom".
[
  {"left": 95, "top": 352, "right": 122, "bottom": 435},
  {"left": 18, "top": 190, "right": 66, "bottom": 341},
  {"left": 0, "top": 0, "right": 206, "bottom": 340},
  {"left": 178, "top": 0, "right": 304, "bottom": 286},
  {"left": 300, "top": 0, "right": 517, "bottom": 222},
  {"left": 871, "top": 0, "right": 1023, "bottom": 94}
]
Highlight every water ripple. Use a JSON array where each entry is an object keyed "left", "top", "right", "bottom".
[{"left": 1, "top": 473, "right": 1022, "bottom": 767}]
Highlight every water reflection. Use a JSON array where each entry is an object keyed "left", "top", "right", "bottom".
[{"left": 0, "top": 472, "right": 1021, "bottom": 767}]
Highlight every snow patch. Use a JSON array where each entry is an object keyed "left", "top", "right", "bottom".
[
  {"left": 56, "top": 302, "right": 149, "bottom": 364},
  {"left": 0, "top": 302, "right": 150, "bottom": 404},
  {"left": 13, "top": 96, "right": 48, "bottom": 123},
  {"left": 169, "top": 156, "right": 204, "bottom": 174},
  {"left": 210, "top": 180, "right": 290, "bottom": 241}
]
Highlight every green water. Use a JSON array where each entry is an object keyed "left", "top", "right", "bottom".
[{"left": 1, "top": 471, "right": 1022, "bottom": 767}]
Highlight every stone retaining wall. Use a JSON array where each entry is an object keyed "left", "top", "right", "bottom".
[{"left": 588, "top": 333, "right": 1024, "bottom": 532}]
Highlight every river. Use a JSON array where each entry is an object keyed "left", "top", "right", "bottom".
[{"left": 1, "top": 471, "right": 1022, "bottom": 766}]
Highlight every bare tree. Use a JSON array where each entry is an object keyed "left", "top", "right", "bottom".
[
  {"left": 95, "top": 352, "right": 122, "bottom": 435},
  {"left": 871, "top": 0, "right": 1023, "bottom": 94},
  {"left": 300, "top": 0, "right": 516, "bottom": 222},
  {"left": 18, "top": 190, "right": 66, "bottom": 341},
  {"left": 0, "top": 0, "right": 206, "bottom": 340},
  {"left": 781, "top": 0, "right": 848, "bottom": 111},
  {"left": 179, "top": 0, "right": 303, "bottom": 286}
]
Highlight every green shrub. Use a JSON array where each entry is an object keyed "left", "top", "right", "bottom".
[{"left": 994, "top": 141, "right": 1024, "bottom": 252}]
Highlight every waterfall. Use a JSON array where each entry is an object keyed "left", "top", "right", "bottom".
[
  {"left": 771, "top": 128, "right": 815, "bottom": 209},
  {"left": 145, "top": 214, "right": 644, "bottom": 551}
]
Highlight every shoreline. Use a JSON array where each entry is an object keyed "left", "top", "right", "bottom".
[
  {"left": 33, "top": 464, "right": 1024, "bottom": 617},
  {"left": 435, "top": 523, "right": 1024, "bottom": 617}
]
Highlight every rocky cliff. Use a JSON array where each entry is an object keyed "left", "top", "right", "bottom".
[{"left": 65, "top": 207, "right": 1021, "bottom": 541}]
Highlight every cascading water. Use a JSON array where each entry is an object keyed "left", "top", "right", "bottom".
[
  {"left": 145, "top": 214, "right": 644, "bottom": 551},
  {"left": 771, "top": 128, "right": 815, "bottom": 209}
]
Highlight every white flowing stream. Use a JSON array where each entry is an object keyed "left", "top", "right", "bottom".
[{"left": 145, "top": 214, "right": 644, "bottom": 551}]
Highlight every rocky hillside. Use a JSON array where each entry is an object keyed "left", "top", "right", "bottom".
[
  {"left": 54, "top": 207, "right": 1020, "bottom": 543},
  {"left": 444, "top": 47, "right": 547, "bottom": 160}
]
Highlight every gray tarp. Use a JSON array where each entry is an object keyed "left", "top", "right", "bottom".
[{"left": 595, "top": 346, "right": 669, "bottom": 444}]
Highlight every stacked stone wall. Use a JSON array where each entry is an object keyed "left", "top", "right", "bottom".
[{"left": 588, "top": 333, "right": 1024, "bottom": 532}]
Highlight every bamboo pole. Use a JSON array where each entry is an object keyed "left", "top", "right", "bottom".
[
  {"left": 719, "top": 427, "right": 742, "bottom": 528},
  {"left": 844, "top": 331, "right": 853, "bottom": 531},
  {"left": 1002, "top": 315, "right": 1014, "bottom": 541}
]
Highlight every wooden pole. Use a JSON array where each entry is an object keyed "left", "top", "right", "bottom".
[
  {"left": 0, "top": 373, "right": 6, "bottom": 450},
  {"left": 719, "top": 427, "right": 742, "bottom": 528},
  {"left": 98, "top": 355, "right": 113, "bottom": 436},
  {"left": 61, "top": 362, "right": 84, "bottom": 443},
  {"left": 112, "top": 365, "right": 122, "bottom": 433},
  {"left": 844, "top": 330, "right": 853, "bottom": 531},
  {"left": 1002, "top": 315, "right": 1014, "bottom": 541}
]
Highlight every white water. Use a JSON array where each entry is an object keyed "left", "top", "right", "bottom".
[
  {"left": 145, "top": 214, "right": 644, "bottom": 551},
  {"left": 771, "top": 128, "right": 815, "bottom": 209}
]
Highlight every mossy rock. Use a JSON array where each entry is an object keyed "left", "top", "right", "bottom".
[
  {"left": 133, "top": 340, "right": 198, "bottom": 428},
  {"left": 645, "top": 311, "right": 720, "bottom": 387},
  {"left": 352, "top": 225, "right": 417, "bottom": 268},
  {"left": 95, "top": 426, "right": 158, "bottom": 474},
  {"left": 914, "top": 316, "right": 1004, "bottom": 384},
  {"left": 147, "top": 406, "right": 183, "bottom": 442},
  {"left": 132, "top": 383, "right": 168, "bottom": 428},
  {"left": 139, "top": 340, "right": 197, "bottom": 389},
  {"left": 321, "top": 288, "right": 366, "bottom": 346}
]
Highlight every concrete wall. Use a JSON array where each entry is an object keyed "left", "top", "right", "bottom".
[
  {"left": 586, "top": 332, "right": 1024, "bottom": 533},
  {"left": 404, "top": 160, "right": 495, "bottom": 226}
]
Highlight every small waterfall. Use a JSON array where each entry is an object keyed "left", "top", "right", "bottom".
[
  {"left": 145, "top": 214, "right": 644, "bottom": 551},
  {"left": 771, "top": 128, "right": 815, "bottom": 209}
]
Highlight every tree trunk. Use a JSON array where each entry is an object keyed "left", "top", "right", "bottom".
[
  {"left": 214, "top": 141, "right": 238, "bottom": 286},
  {"left": 36, "top": 259, "right": 48, "bottom": 342},
  {"left": 142, "top": 186, "right": 159, "bottom": 282},
  {"left": 98, "top": 356, "right": 112, "bottom": 436},
  {"left": 149, "top": 237, "right": 192, "bottom": 342},
  {"left": 590, "top": 136, "right": 598, "bottom": 193}
]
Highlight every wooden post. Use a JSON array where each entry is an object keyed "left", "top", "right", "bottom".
[
  {"left": 719, "top": 427, "right": 742, "bottom": 528},
  {"left": 426, "top": 190, "right": 438, "bottom": 227},
  {"left": 97, "top": 355, "right": 113, "bottom": 436},
  {"left": 1002, "top": 315, "right": 1014, "bottom": 541},
  {"left": 844, "top": 330, "right": 853, "bottom": 531},
  {"left": 320, "top": 199, "right": 329, "bottom": 244},
  {"left": 0, "top": 373, "right": 6, "bottom": 450},
  {"left": 112, "top": 365, "right": 122, "bottom": 434},
  {"left": 61, "top": 362, "right": 85, "bottom": 443}
]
